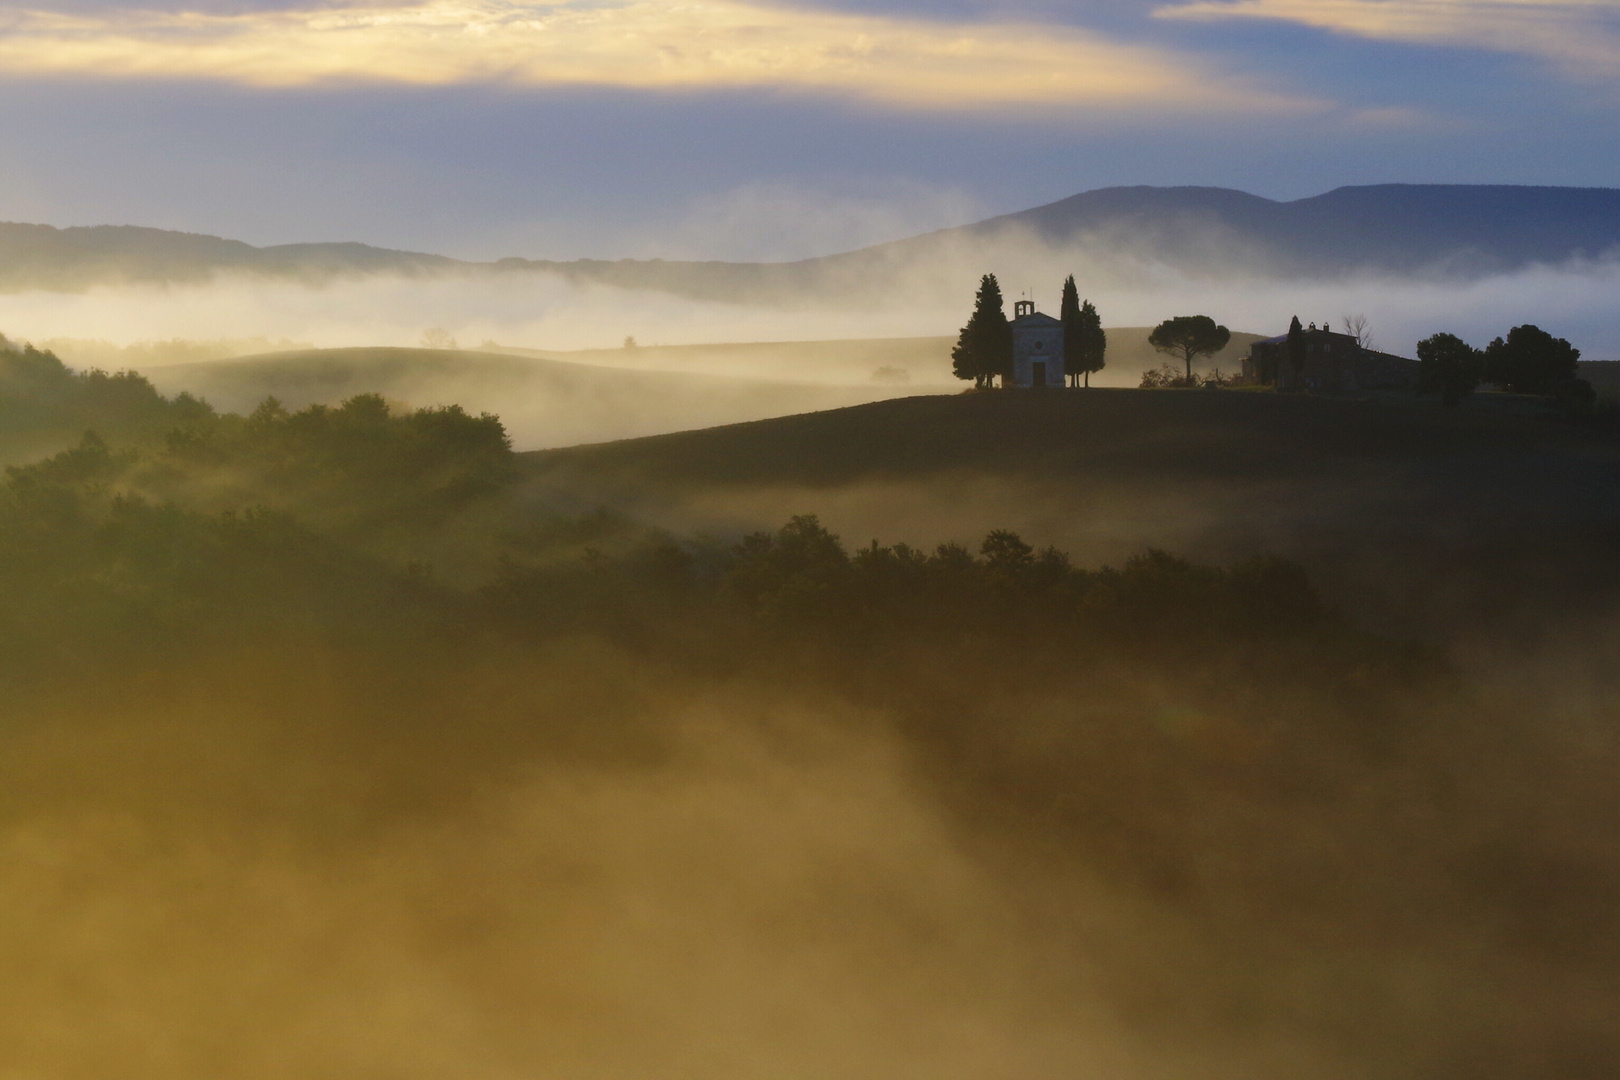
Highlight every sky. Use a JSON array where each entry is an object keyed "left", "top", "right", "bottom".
[{"left": 0, "top": 0, "right": 1617, "bottom": 260}]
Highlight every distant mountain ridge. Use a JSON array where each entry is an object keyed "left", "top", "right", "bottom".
[
  {"left": 978, "top": 184, "right": 1620, "bottom": 275},
  {"left": 0, "top": 221, "right": 461, "bottom": 291},
  {"left": 4, "top": 184, "right": 1618, "bottom": 299}
]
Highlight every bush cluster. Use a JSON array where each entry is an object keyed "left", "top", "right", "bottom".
[
  {"left": 1139, "top": 363, "right": 1233, "bottom": 389},
  {"left": 0, "top": 339, "right": 213, "bottom": 442},
  {"left": 482, "top": 514, "right": 1396, "bottom": 699}
]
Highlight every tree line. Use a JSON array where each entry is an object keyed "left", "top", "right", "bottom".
[
  {"left": 1416, "top": 325, "right": 1587, "bottom": 406},
  {"left": 946, "top": 282, "right": 1593, "bottom": 408},
  {"left": 1261, "top": 315, "right": 1592, "bottom": 407}
]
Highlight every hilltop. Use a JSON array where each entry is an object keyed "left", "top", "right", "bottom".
[
  {"left": 495, "top": 327, "right": 1263, "bottom": 387},
  {"left": 129, "top": 330, "right": 1265, "bottom": 451},
  {"left": 524, "top": 390, "right": 1620, "bottom": 634}
]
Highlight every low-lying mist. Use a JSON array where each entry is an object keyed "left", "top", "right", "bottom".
[
  {"left": 0, "top": 272, "right": 954, "bottom": 360},
  {"left": 2, "top": 252, "right": 1616, "bottom": 380},
  {"left": 0, "top": 657, "right": 1137, "bottom": 1080},
  {"left": 7, "top": 251, "right": 1614, "bottom": 453},
  {"left": 5, "top": 547, "right": 1617, "bottom": 1080}
]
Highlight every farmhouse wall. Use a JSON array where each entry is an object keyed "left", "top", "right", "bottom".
[{"left": 1245, "top": 327, "right": 1419, "bottom": 392}]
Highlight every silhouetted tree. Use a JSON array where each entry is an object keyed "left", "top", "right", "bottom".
[
  {"left": 1482, "top": 324, "right": 1580, "bottom": 395},
  {"left": 952, "top": 274, "right": 1012, "bottom": 389},
  {"left": 1060, "top": 277, "right": 1106, "bottom": 388},
  {"left": 1149, "top": 315, "right": 1231, "bottom": 384},
  {"left": 1060, "top": 277, "right": 1081, "bottom": 388},
  {"left": 1341, "top": 313, "right": 1373, "bottom": 350},
  {"left": 1416, "top": 333, "right": 1483, "bottom": 405},
  {"left": 1286, "top": 315, "right": 1306, "bottom": 386},
  {"left": 980, "top": 529, "right": 1034, "bottom": 573},
  {"left": 728, "top": 514, "right": 851, "bottom": 619}
]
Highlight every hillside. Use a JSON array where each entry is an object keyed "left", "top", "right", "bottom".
[
  {"left": 523, "top": 390, "right": 1620, "bottom": 634},
  {"left": 6, "top": 184, "right": 1617, "bottom": 299},
  {"left": 5, "top": 357, "right": 1619, "bottom": 1080},
  {"left": 497, "top": 337, "right": 958, "bottom": 387},
  {"left": 141, "top": 346, "right": 920, "bottom": 449},
  {"left": 133, "top": 331, "right": 1267, "bottom": 452},
  {"left": 499, "top": 328, "right": 1265, "bottom": 387}
]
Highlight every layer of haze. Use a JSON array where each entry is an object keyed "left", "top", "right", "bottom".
[
  {"left": 2, "top": 254, "right": 1614, "bottom": 391},
  {"left": 2, "top": 254, "right": 1610, "bottom": 451}
]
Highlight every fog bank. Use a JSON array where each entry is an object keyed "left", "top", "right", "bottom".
[{"left": 3, "top": 259, "right": 1615, "bottom": 368}]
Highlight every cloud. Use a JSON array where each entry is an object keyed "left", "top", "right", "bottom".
[
  {"left": 1155, "top": 0, "right": 1620, "bottom": 82},
  {"left": 0, "top": 0, "right": 1312, "bottom": 112}
]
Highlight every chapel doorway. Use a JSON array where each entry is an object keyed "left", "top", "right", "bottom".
[{"left": 1032, "top": 361, "right": 1047, "bottom": 388}]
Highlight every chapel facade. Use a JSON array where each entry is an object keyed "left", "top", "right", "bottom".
[{"left": 1009, "top": 300, "right": 1065, "bottom": 388}]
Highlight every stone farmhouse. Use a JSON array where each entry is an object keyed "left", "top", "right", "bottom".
[
  {"left": 1244, "top": 322, "right": 1419, "bottom": 392},
  {"left": 1009, "top": 300, "right": 1064, "bottom": 388}
]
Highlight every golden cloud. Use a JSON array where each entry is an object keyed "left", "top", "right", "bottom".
[
  {"left": 1156, "top": 0, "right": 1620, "bottom": 80},
  {"left": 0, "top": 0, "right": 1312, "bottom": 112}
]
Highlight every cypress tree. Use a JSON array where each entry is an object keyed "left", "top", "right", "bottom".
[
  {"left": 952, "top": 274, "right": 1012, "bottom": 389},
  {"left": 1060, "top": 276, "right": 1082, "bottom": 387},
  {"left": 1286, "top": 315, "right": 1306, "bottom": 387},
  {"left": 1075, "top": 299, "right": 1106, "bottom": 388},
  {"left": 1060, "top": 276, "right": 1107, "bottom": 388}
]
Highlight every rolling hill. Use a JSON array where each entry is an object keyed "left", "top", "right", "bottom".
[
  {"left": 495, "top": 327, "right": 1265, "bottom": 388},
  {"left": 7, "top": 184, "right": 1617, "bottom": 299},
  {"left": 135, "top": 330, "right": 1268, "bottom": 451},
  {"left": 520, "top": 389, "right": 1620, "bottom": 635},
  {"left": 141, "top": 346, "right": 923, "bottom": 449},
  {"left": 10, "top": 300, "right": 1620, "bottom": 1080}
]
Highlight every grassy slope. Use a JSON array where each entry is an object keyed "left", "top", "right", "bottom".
[
  {"left": 524, "top": 389, "right": 1620, "bottom": 634},
  {"left": 134, "top": 331, "right": 1267, "bottom": 452},
  {"left": 497, "top": 337, "right": 959, "bottom": 386},
  {"left": 143, "top": 346, "right": 917, "bottom": 449},
  {"left": 506, "top": 328, "right": 1267, "bottom": 388}
]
